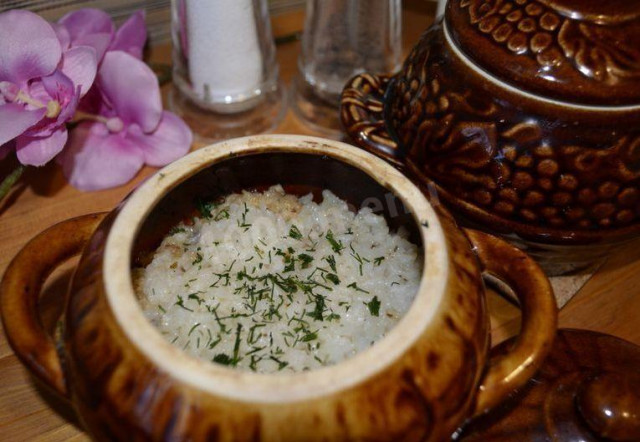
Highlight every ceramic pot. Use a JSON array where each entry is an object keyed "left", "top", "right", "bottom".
[
  {"left": 341, "top": 1, "right": 640, "bottom": 274},
  {"left": 0, "top": 135, "right": 556, "bottom": 441}
]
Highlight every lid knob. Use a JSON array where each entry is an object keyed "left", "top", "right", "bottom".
[{"left": 576, "top": 372, "right": 640, "bottom": 441}]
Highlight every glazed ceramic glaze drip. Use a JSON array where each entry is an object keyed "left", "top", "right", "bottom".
[{"left": 186, "top": 0, "right": 262, "bottom": 102}]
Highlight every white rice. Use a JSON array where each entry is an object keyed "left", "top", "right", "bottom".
[{"left": 134, "top": 186, "right": 422, "bottom": 373}]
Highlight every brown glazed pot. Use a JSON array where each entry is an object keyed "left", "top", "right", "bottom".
[
  {"left": 0, "top": 135, "right": 556, "bottom": 441},
  {"left": 341, "top": 0, "right": 640, "bottom": 273}
]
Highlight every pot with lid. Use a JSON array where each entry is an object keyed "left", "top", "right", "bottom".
[{"left": 341, "top": 0, "right": 640, "bottom": 273}]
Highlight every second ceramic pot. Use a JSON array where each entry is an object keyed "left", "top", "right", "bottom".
[{"left": 341, "top": 1, "right": 640, "bottom": 273}]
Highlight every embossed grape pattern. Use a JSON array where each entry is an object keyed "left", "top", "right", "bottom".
[
  {"left": 382, "top": 27, "right": 640, "bottom": 231},
  {"left": 459, "top": 0, "right": 640, "bottom": 84}
]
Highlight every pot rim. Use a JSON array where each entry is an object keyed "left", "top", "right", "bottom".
[
  {"left": 103, "top": 134, "right": 449, "bottom": 403},
  {"left": 443, "top": 19, "right": 640, "bottom": 113}
]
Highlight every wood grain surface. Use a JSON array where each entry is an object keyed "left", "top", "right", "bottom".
[{"left": 1, "top": 4, "right": 639, "bottom": 441}]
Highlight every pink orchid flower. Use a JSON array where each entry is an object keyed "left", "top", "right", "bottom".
[
  {"left": 58, "top": 9, "right": 147, "bottom": 62},
  {"left": 59, "top": 51, "right": 192, "bottom": 191},
  {"left": 0, "top": 10, "right": 97, "bottom": 166}
]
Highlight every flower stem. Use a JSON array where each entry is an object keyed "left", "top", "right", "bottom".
[
  {"left": 72, "top": 110, "right": 110, "bottom": 124},
  {"left": 0, "top": 165, "right": 26, "bottom": 204}
]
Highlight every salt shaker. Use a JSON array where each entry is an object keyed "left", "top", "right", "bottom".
[
  {"left": 292, "top": 0, "right": 402, "bottom": 137},
  {"left": 170, "top": 0, "right": 286, "bottom": 141}
]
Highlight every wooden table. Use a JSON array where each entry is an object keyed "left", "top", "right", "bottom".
[{"left": 1, "top": 4, "right": 639, "bottom": 441}]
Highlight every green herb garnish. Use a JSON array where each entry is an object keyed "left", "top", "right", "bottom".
[
  {"left": 325, "top": 230, "right": 344, "bottom": 254},
  {"left": 188, "top": 323, "right": 201, "bottom": 336},
  {"left": 174, "top": 295, "right": 194, "bottom": 312},
  {"left": 326, "top": 312, "right": 341, "bottom": 321},
  {"left": 324, "top": 255, "right": 337, "bottom": 272},
  {"left": 269, "top": 355, "right": 289, "bottom": 371},
  {"left": 325, "top": 273, "right": 340, "bottom": 285},
  {"left": 301, "top": 331, "right": 318, "bottom": 342},
  {"left": 214, "top": 209, "right": 230, "bottom": 221},
  {"left": 347, "top": 282, "right": 370, "bottom": 294},
  {"left": 309, "top": 295, "right": 326, "bottom": 321},
  {"left": 213, "top": 353, "right": 233, "bottom": 365},
  {"left": 349, "top": 243, "right": 370, "bottom": 276},
  {"left": 365, "top": 296, "right": 381, "bottom": 316},
  {"left": 196, "top": 198, "right": 216, "bottom": 219},
  {"left": 187, "top": 292, "right": 205, "bottom": 305},
  {"left": 289, "top": 225, "right": 303, "bottom": 240},
  {"left": 298, "top": 253, "right": 314, "bottom": 269}
]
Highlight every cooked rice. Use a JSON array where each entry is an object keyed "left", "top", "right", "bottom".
[{"left": 134, "top": 185, "right": 422, "bottom": 373}]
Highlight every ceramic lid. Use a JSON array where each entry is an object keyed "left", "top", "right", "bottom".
[
  {"left": 447, "top": 0, "right": 640, "bottom": 106},
  {"left": 460, "top": 329, "right": 640, "bottom": 441}
]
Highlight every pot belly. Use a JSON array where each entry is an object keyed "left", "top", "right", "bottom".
[
  {"left": 60, "top": 206, "right": 488, "bottom": 441},
  {"left": 387, "top": 25, "right": 640, "bottom": 270}
]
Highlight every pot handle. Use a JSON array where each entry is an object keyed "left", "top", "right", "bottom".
[
  {"left": 1, "top": 213, "right": 107, "bottom": 400},
  {"left": 464, "top": 229, "right": 557, "bottom": 418},
  {"left": 340, "top": 73, "right": 405, "bottom": 167}
]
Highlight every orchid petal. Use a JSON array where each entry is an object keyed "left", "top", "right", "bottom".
[
  {"left": 77, "top": 83, "right": 113, "bottom": 117},
  {"left": 58, "top": 9, "right": 115, "bottom": 61},
  {"left": 53, "top": 23, "right": 71, "bottom": 50},
  {"left": 42, "top": 70, "right": 76, "bottom": 107},
  {"left": 110, "top": 10, "right": 147, "bottom": 59},
  {"left": 59, "top": 121, "right": 144, "bottom": 191},
  {"left": 72, "top": 33, "right": 113, "bottom": 63},
  {"left": 98, "top": 51, "right": 162, "bottom": 132},
  {"left": 60, "top": 47, "right": 97, "bottom": 96},
  {"left": 20, "top": 71, "right": 80, "bottom": 138},
  {"left": 127, "top": 111, "right": 192, "bottom": 166},
  {"left": 21, "top": 74, "right": 79, "bottom": 138},
  {"left": 15, "top": 127, "right": 68, "bottom": 166},
  {"left": 0, "top": 10, "right": 62, "bottom": 83},
  {"left": 0, "top": 104, "right": 46, "bottom": 146}
]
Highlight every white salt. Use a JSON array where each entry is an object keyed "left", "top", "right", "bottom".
[{"left": 186, "top": 0, "right": 262, "bottom": 102}]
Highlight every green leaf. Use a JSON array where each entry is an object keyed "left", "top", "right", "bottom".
[
  {"left": 213, "top": 353, "right": 233, "bottom": 365},
  {"left": 365, "top": 296, "right": 381, "bottom": 316},
  {"left": 325, "top": 230, "right": 344, "bottom": 254},
  {"left": 289, "top": 224, "right": 303, "bottom": 240}
]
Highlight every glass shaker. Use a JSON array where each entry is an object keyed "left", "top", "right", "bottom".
[
  {"left": 169, "top": 0, "right": 286, "bottom": 141},
  {"left": 292, "top": 0, "right": 402, "bottom": 137}
]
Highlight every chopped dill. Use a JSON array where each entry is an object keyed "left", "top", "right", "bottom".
[
  {"left": 196, "top": 198, "right": 216, "bottom": 219},
  {"left": 188, "top": 323, "right": 201, "bottom": 336},
  {"left": 325, "top": 230, "right": 344, "bottom": 254},
  {"left": 365, "top": 296, "right": 381, "bottom": 316},
  {"left": 347, "top": 282, "right": 369, "bottom": 294},
  {"left": 213, "top": 353, "right": 233, "bottom": 365},
  {"left": 325, "top": 273, "right": 340, "bottom": 285},
  {"left": 324, "top": 255, "right": 337, "bottom": 272},
  {"left": 289, "top": 224, "right": 303, "bottom": 240},
  {"left": 298, "top": 253, "right": 314, "bottom": 269},
  {"left": 174, "top": 295, "right": 194, "bottom": 312}
]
